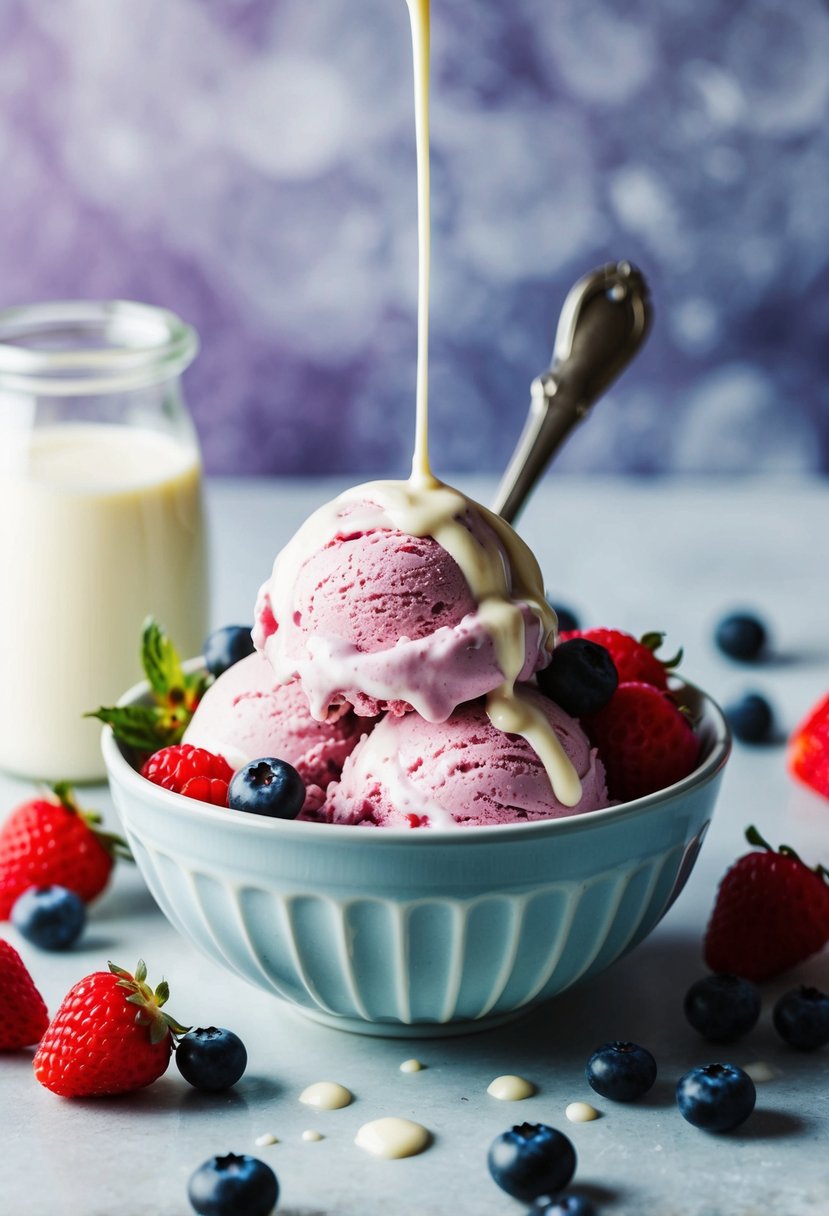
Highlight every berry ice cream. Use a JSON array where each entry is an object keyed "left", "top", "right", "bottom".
[
  {"left": 183, "top": 652, "right": 370, "bottom": 814},
  {"left": 324, "top": 685, "right": 609, "bottom": 828},
  {"left": 253, "top": 481, "right": 555, "bottom": 724}
]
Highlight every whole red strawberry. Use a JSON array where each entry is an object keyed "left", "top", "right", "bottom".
[
  {"left": 0, "top": 784, "right": 130, "bottom": 919},
  {"left": 704, "top": 827, "right": 829, "bottom": 982},
  {"left": 788, "top": 692, "right": 829, "bottom": 800},
  {"left": 0, "top": 939, "right": 49, "bottom": 1050},
  {"left": 583, "top": 681, "right": 699, "bottom": 802},
  {"left": 559, "top": 628, "right": 681, "bottom": 690},
  {"left": 33, "top": 959, "right": 188, "bottom": 1097},
  {"left": 141, "top": 744, "right": 233, "bottom": 806}
]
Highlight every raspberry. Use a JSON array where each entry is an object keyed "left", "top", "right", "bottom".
[{"left": 141, "top": 745, "right": 233, "bottom": 807}]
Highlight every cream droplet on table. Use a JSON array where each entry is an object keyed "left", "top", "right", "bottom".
[
  {"left": 254, "top": 1132, "right": 279, "bottom": 1147},
  {"left": 566, "top": 1101, "right": 600, "bottom": 1122},
  {"left": 299, "top": 1081, "right": 353, "bottom": 1110},
  {"left": 355, "top": 1117, "right": 431, "bottom": 1159},
  {"left": 487, "top": 1074, "right": 536, "bottom": 1101},
  {"left": 301, "top": 1129, "right": 324, "bottom": 1142},
  {"left": 400, "top": 1058, "right": 425, "bottom": 1073},
  {"left": 744, "top": 1061, "right": 776, "bottom": 1084}
]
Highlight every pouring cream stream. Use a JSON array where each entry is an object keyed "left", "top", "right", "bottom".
[{"left": 256, "top": 0, "right": 581, "bottom": 808}]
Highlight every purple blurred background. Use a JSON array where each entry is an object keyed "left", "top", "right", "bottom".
[{"left": 1, "top": 0, "right": 828, "bottom": 477}]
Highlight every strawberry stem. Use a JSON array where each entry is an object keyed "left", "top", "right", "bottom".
[
  {"left": 639, "top": 631, "right": 683, "bottom": 671},
  {"left": 43, "top": 783, "right": 133, "bottom": 864},
  {"left": 109, "top": 959, "right": 191, "bottom": 1044},
  {"left": 745, "top": 824, "right": 772, "bottom": 851},
  {"left": 744, "top": 824, "right": 828, "bottom": 883}
]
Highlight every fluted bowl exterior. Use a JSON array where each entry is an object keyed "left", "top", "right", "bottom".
[{"left": 102, "top": 681, "right": 729, "bottom": 1036}]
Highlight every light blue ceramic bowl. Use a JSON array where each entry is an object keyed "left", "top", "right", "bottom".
[{"left": 103, "top": 680, "right": 729, "bottom": 1037}]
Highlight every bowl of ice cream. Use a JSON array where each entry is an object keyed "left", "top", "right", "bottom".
[
  {"left": 103, "top": 670, "right": 729, "bottom": 1037},
  {"left": 102, "top": 473, "right": 729, "bottom": 1034}
]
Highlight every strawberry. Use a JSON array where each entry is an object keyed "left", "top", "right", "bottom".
[
  {"left": 0, "top": 784, "right": 130, "bottom": 919},
  {"left": 582, "top": 681, "right": 699, "bottom": 802},
  {"left": 141, "top": 744, "right": 233, "bottom": 806},
  {"left": 788, "top": 692, "right": 829, "bottom": 800},
  {"left": 0, "top": 939, "right": 49, "bottom": 1050},
  {"left": 559, "top": 628, "right": 681, "bottom": 690},
  {"left": 87, "top": 617, "right": 211, "bottom": 755},
  {"left": 33, "top": 959, "right": 189, "bottom": 1097},
  {"left": 704, "top": 826, "right": 829, "bottom": 982}
]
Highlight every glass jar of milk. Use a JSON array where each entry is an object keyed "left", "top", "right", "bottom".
[{"left": 0, "top": 301, "right": 209, "bottom": 782}]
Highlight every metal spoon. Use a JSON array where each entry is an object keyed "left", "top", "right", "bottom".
[{"left": 492, "top": 261, "right": 652, "bottom": 523}]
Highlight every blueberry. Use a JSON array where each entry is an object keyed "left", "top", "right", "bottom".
[
  {"left": 177, "top": 1027, "right": 248, "bottom": 1092},
  {"left": 228, "top": 758, "right": 305, "bottom": 819},
  {"left": 547, "top": 600, "right": 580, "bottom": 634},
  {"left": 683, "top": 973, "right": 761, "bottom": 1042},
  {"left": 724, "top": 693, "right": 774, "bottom": 744},
  {"left": 537, "top": 639, "right": 618, "bottom": 717},
  {"left": 11, "top": 884, "right": 86, "bottom": 951},
  {"left": 204, "top": 626, "right": 255, "bottom": 678},
  {"left": 585, "top": 1041, "right": 656, "bottom": 1102},
  {"left": 676, "top": 1062, "right": 756, "bottom": 1132},
  {"left": 487, "top": 1122, "right": 577, "bottom": 1203},
  {"left": 532, "top": 1195, "right": 595, "bottom": 1216},
  {"left": 188, "top": 1153, "right": 278, "bottom": 1216},
  {"left": 714, "top": 612, "right": 767, "bottom": 662},
  {"left": 773, "top": 986, "right": 829, "bottom": 1051}
]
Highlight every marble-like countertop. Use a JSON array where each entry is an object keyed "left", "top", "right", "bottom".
[{"left": 2, "top": 475, "right": 827, "bottom": 1216}]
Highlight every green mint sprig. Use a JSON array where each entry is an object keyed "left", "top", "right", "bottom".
[{"left": 87, "top": 617, "right": 211, "bottom": 754}]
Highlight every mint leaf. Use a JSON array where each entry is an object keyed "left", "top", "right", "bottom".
[
  {"left": 86, "top": 704, "right": 182, "bottom": 752},
  {"left": 142, "top": 617, "right": 187, "bottom": 700}
]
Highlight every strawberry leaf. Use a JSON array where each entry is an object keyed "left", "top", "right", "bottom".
[{"left": 86, "top": 704, "right": 183, "bottom": 752}]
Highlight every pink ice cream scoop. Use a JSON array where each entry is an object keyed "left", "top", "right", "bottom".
[
  {"left": 323, "top": 684, "right": 610, "bottom": 828},
  {"left": 183, "top": 652, "right": 371, "bottom": 815},
  {"left": 254, "top": 494, "right": 553, "bottom": 723}
]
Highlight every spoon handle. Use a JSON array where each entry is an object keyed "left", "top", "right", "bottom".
[{"left": 492, "top": 261, "right": 652, "bottom": 524}]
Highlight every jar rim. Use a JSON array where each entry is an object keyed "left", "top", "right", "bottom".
[{"left": 0, "top": 300, "right": 199, "bottom": 395}]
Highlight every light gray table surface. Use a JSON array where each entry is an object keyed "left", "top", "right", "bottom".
[{"left": 2, "top": 474, "right": 828, "bottom": 1216}]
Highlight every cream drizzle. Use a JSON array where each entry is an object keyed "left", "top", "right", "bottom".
[
  {"left": 406, "top": 0, "right": 431, "bottom": 482},
  {"left": 255, "top": 0, "right": 582, "bottom": 809}
]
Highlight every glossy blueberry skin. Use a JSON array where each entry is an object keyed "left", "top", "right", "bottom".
[
  {"left": 773, "top": 986, "right": 829, "bottom": 1051},
  {"left": 724, "top": 693, "right": 773, "bottom": 744},
  {"left": 585, "top": 1041, "right": 657, "bottom": 1102},
  {"left": 547, "top": 600, "right": 580, "bottom": 634},
  {"left": 203, "top": 625, "right": 255, "bottom": 678},
  {"left": 676, "top": 1063, "right": 756, "bottom": 1132},
  {"left": 11, "top": 884, "right": 86, "bottom": 950},
  {"left": 487, "top": 1122, "right": 577, "bottom": 1203},
  {"left": 228, "top": 758, "right": 305, "bottom": 820},
  {"left": 714, "top": 613, "right": 767, "bottom": 661},
  {"left": 177, "top": 1027, "right": 248, "bottom": 1092},
  {"left": 537, "top": 639, "right": 618, "bottom": 718},
  {"left": 532, "top": 1194, "right": 595, "bottom": 1216},
  {"left": 188, "top": 1153, "right": 277, "bottom": 1216},
  {"left": 684, "top": 973, "right": 761, "bottom": 1042}
]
